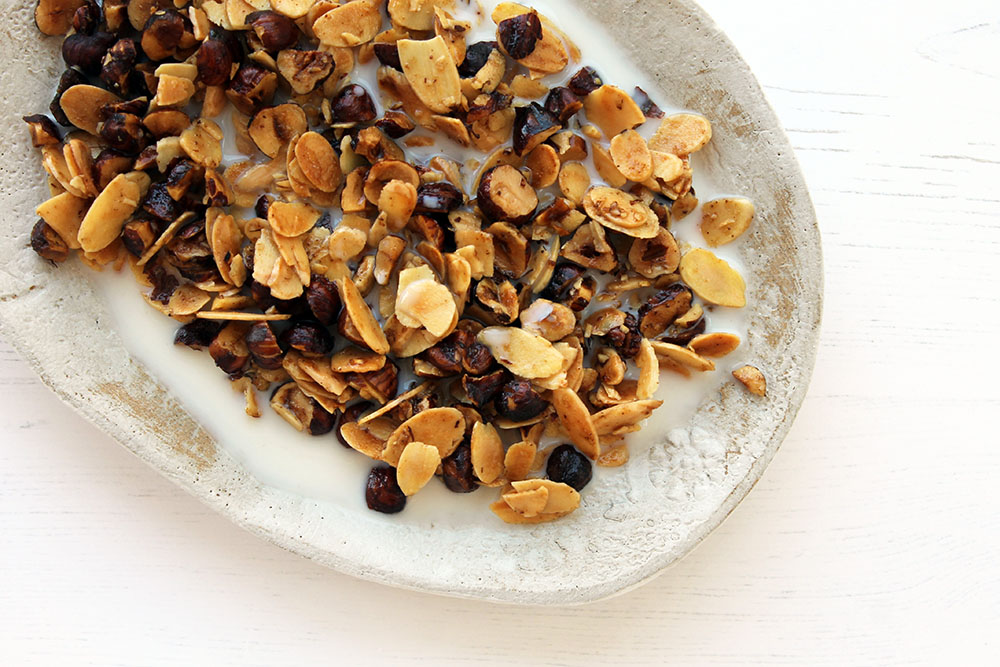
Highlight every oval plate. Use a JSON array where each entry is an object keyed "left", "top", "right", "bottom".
[{"left": 0, "top": 0, "right": 821, "bottom": 604}]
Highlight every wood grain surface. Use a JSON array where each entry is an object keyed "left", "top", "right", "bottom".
[{"left": 2, "top": 1, "right": 999, "bottom": 664}]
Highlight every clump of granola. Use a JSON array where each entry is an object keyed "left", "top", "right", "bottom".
[{"left": 25, "top": 0, "right": 762, "bottom": 523}]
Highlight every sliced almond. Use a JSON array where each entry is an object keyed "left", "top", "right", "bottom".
[
  {"left": 583, "top": 186, "right": 659, "bottom": 238},
  {"left": 179, "top": 119, "right": 224, "bottom": 168},
  {"left": 649, "top": 341, "right": 715, "bottom": 372},
  {"left": 268, "top": 200, "right": 321, "bottom": 237},
  {"left": 382, "top": 407, "right": 466, "bottom": 465},
  {"left": 336, "top": 276, "right": 391, "bottom": 354},
  {"left": 77, "top": 172, "right": 150, "bottom": 252},
  {"left": 558, "top": 162, "right": 590, "bottom": 205},
  {"left": 477, "top": 326, "right": 564, "bottom": 379},
  {"left": 470, "top": 422, "right": 504, "bottom": 484},
  {"left": 397, "top": 36, "right": 464, "bottom": 114},
  {"left": 313, "top": 0, "right": 381, "bottom": 47},
  {"left": 59, "top": 85, "right": 121, "bottom": 135},
  {"left": 733, "top": 365, "right": 767, "bottom": 397},
  {"left": 510, "top": 478, "right": 580, "bottom": 514},
  {"left": 590, "top": 400, "right": 663, "bottom": 436},
  {"left": 582, "top": 85, "right": 645, "bottom": 139},
  {"left": 396, "top": 278, "right": 458, "bottom": 338},
  {"left": 248, "top": 103, "right": 308, "bottom": 159},
  {"left": 610, "top": 129, "right": 653, "bottom": 182},
  {"left": 340, "top": 417, "right": 397, "bottom": 460},
  {"left": 700, "top": 197, "right": 755, "bottom": 247},
  {"left": 501, "top": 486, "right": 548, "bottom": 517},
  {"left": 679, "top": 248, "right": 747, "bottom": 308},
  {"left": 503, "top": 441, "right": 536, "bottom": 481},
  {"left": 36, "top": 192, "right": 88, "bottom": 250},
  {"left": 591, "top": 142, "right": 627, "bottom": 188},
  {"left": 636, "top": 338, "right": 659, "bottom": 400},
  {"left": 396, "top": 441, "right": 442, "bottom": 496},
  {"left": 649, "top": 113, "right": 713, "bottom": 156},
  {"left": 388, "top": 0, "right": 455, "bottom": 31},
  {"left": 490, "top": 498, "right": 569, "bottom": 524},
  {"left": 690, "top": 332, "right": 741, "bottom": 358},
  {"left": 550, "top": 387, "right": 600, "bottom": 460},
  {"left": 597, "top": 444, "right": 629, "bottom": 468}
]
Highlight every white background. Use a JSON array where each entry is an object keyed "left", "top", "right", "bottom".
[{"left": 3, "top": 0, "right": 1000, "bottom": 664}]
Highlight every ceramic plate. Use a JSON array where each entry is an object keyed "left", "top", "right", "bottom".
[{"left": 0, "top": 0, "right": 821, "bottom": 604}]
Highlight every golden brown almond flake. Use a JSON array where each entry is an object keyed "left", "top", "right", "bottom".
[
  {"left": 77, "top": 171, "right": 150, "bottom": 253},
  {"left": 59, "top": 85, "right": 121, "bottom": 135},
  {"left": 649, "top": 341, "right": 715, "bottom": 372},
  {"left": 382, "top": 407, "right": 466, "bottom": 466},
  {"left": 583, "top": 186, "right": 659, "bottom": 238},
  {"left": 179, "top": 119, "right": 224, "bottom": 168},
  {"left": 690, "top": 332, "right": 741, "bottom": 358},
  {"left": 550, "top": 387, "right": 600, "bottom": 460},
  {"left": 590, "top": 399, "right": 663, "bottom": 436},
  {"left": 36, "top": 192, "right": 88, "bottom": 250},
  {"left": 679, "top": 248, "right": 747, "bottom": 308},
  {"left": 337, "top": 275, "right": 391, "bottom": 355},
  {"left": 732, "top": 365, "right": 767, "bottom": 397},
  {"left": 597, "top": 444, "right": 629, "bottom": 468},
  {"left": 649, "top": 113, "right": 713, "bottom": 156},
  {"left": 397, "top": 36, "right": 464, "bottom": 114},
  {"left": 248, "top": 103, "right": 309, "bottom": 159},
  {"left": 636, "top": 338, "right": 659, "bottom": 400},
  {"left": 341, "top": 418, "right": 396, "bottom": 460},
  {"left": 700, "top": 197, "right": 755, "bottom": 247},
  {"left": 524, "top": 143, "right": 560, "bottom": 188},
  {"left": 503, "top": 440, "right": 536, "bottom": 482},
  {"left": 609, "top": 129, "right": 653, "bottom": 182},
  {"left": 396, "top": 441, "right": 442, "bottom": 496},
  {"left": 313, "top": 0, "right": 381, "bottom": 47},
  {"left": 470, "top": 421, "right": 504, "bottom": 484},
  {"left": 591, "top": 142, "right": 627, "bottom": 188},
  {"left": 510, "top": 478, "right": 580, "bottom": 514},
  {"left": 582, "top": 85, "right": 645, "bottom": 139},
  {"left": 557, "top": 162, "right": 590, "bottom": 205},
  {"left": 477, "top": 326, "right": 564, "bottom": 379}
]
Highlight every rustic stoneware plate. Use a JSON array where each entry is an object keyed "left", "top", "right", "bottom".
[{"left": 0, "top": 0, "right": 821, "bottom": 604}]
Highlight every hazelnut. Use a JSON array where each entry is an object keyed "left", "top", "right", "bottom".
[
  {"left": 366, "top": 466, "right": 407, "bottom": 514},
  {"left": 566, "top": 275, "right": 597, "bottom": 312},
  {"left": 196, "top": 38, "right": 233, "bottom": 87},
  {"left": 415, "top": 181, "right": 463, "bottom": 216},
  {"left": 99, "top": 112, "right": 146, "bottom": 154},
  {"left": 140, "top": 10, "right": 185, "bottom": 62},
  {"left": 497, "top": 10, "right": 541, "bottom": 60},
  {"left": 50, "top": 68, "right": 88, "bottom": 127},
  {"left": 72, "top": 1, "right": 100, "bottom": 35},
  {"left": 487, "top": 222, "right": 530, "bottom": 279},
  {"left": 458, "top": 40, "right": 499, "bottom": 78},
  {"left": 423, "top": 330, "right": 471, "bottom": 376},
  {"left": 604, "top": 312, "right": 642, "bottom": 359},
  {"left": 61, "top": 31, "right": 115, "bottom": 74},
  {"left": 638, "top": 284, "right": 692, "bottom": 338},
  {"left": 475, "top": 278, "right": 519, "bottom": 325},
  {"left": 246, "top": 321, "right": 285, "bottom": 370},
  {"left": 22, "top": 115, "right": 61, "bottom": 147},
  {"left": 304, "top": 275, "right": 341, "bottom": 325},
  {"left": 142, "top": 182, "right": 177, "bottom": 222},
  {"left": 142, "top": 109, "right": 190, "bottom": 138},
  {"left": 495, "top": 377, "right": 547, "bottom": 422},
  {"left": 93, "top": 149, "right": 135, "bottom": 189},
  {"left": 347, "top": 361, "right": 399, "bottom": 405},
  {"left": 165, "top": 159, "right": 203, "bottom": 200},
  {"left": 271, "top": 383, "right": 336, "bottom": 436},
  {"left": 544, "top": 86, "right": 583, "bottom": 123},
  {"left": 276, "top": 49, "right": 333, "bottom": 95},
  {"left": 336, "top": 401, "right": 374, "bottom": 448},
  {"left": 174, "top": 319, "right": 224, "bottom": 350},
  {"left": 373, "top": 42, "right": 401, "bottom": 70},
  {"left": 30, "top": 220, "right": 69, "bottom": 263},
  {"left": 209, "top": 323, "right": 251, "bottom": 376},
  {"left": 121, "top": 217, "right": 158, "bottom": 256},
  {"left": 375, "top": 110, "right": 415, "bottom": 139},
  {"left": 477, "top": 165, "right": 537, "bottom": 224},
  {"left": 331, "top": 84, "right": 376, "bottom": 123},
  {"left": 354, "top": 126, "right": 405, "bottom": 163},
  {"left": 634, "top": 86, "right": 665, "bottom": 118},
  {"left": 34, "top": 0, "right": 89, "bottom": 36},
  {"left": 441, "top": 443, "right": 478, "bottom": 494},
  {"left": 567, "top": 66, "right": 603, "bottom": 96},
  {"left": 466, "top": 90, "right": 513, "bottom": 124},
  {"left": 280, "top": 318, "right": 334, "bottom": 357},
  {"left": 225, "top": 63, "right": 278, "bottom": 115},
  {"left": 409, "top": 214, "right": 445, "bottom": 249},
  {"left": 462, "top": 369, "right": 507, "bottom": 408},
  {"left": 247, "top": 11, "right": 300, "bottom": 52},
  {"left": 512, "top": 102, "right": 561, "bottom": 156}
]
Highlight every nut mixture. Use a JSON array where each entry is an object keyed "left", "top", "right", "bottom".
[{"left": 25, "top": 0, "right": 768, "bottom": 523}]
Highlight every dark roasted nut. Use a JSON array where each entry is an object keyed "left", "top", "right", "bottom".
[
  {"left": 203, "top": 169, "right": 230, "bottom": 207},
  {"left": 463, "top": 339, "right": 494, "bottom": 376},
  {"left": 634, "top": 86, "right": 665, "bottom": 118},
  {"left": 142, "top": 182, "right": 177, "bottom": 222},
  {"left": 103, "top": 0, "right": 128, "bottom": 33},
  {"left": 488, "top": 221, "right": 529, "bottom": 279},
  {"left": 495, "top": 377, "right": 548, "bottom": 422},
  {"left": 351, "top": 361, "right": 398, "bottom": 404},
  {"left": 477, "top": 164, "right": 537, "bottom": 224},
  {"left": 465, "top": 90, "right": 513, "bottom": 123},
  {"left": 375, "top": 110, "right": 415, "bottom": 139},
  {"left": 253, "top": 194, "right": 273, "bottom": 219},
  {"left": 366, "top": 466, "right": 407, "bottom": 514},
  {"left": 546, "top": 444, "right": 592, "bottom": 491},
  {"left": 99, "top": 112, "right": 145, "bottom": 154},
  {"left": 196, "top": 38, "right": 234, "bottom": 86},
  {"left": 638, "top": 284, "right": 692, "bottom": 338},
  {"left": 247, "top": 10, "right": 300, "bottom": 52},
  {"left": 165, "top": 160, "right": 203, "bottom": 200},
  {"left": 544, "top": 86, "right": 583, "bottom": 123},
  {"left": 458, "top": 40, "right": 498, "bottom": 77},
  {"left": 50, "top": 68, "right": 88, "bottom": 126},
  {"left": 34, "top": 0, "right": 88, "bottom": 35},
  {"left": 497, "top": 10, "right": 541, "bottom": 59},
  {"left": 541, "top": 263, "right": 584, "bottom": 301},
  {"left": 140, "top": 10, "right": 184, "bottom": 61},
  {"left": 276, "top": 49, "right": 332, "bottom": 95},
  {"left": 72, "top": 1, "right": 100, "bottom": 34},
  {"left": 336, "top": 401, "right": 374, "bottom": 448},
  {"left": 22, "top": 115, "right": 61, "bottom": 147},
  {"left": 605, "top": 312, "right": 641, "bottom": 359},
  {"left": 353, "top": 126, "right": 404, "bottom": 162},
  {"left": 441, "top": 443, "right": 478, "bottom": 493},
  {"left": 423, "top": 330, "right": 467, "bottom": 375},
  {"left": 566, "top": 274, "right": 596, "bottom": 312},
  {"left": 475, "top": 279, "right": 519, "bottom": 324},
  {"left": 660, "top": 311, "right": 706, "bottom": 346},
  {"left": 512, "top": 102, "right": 561, "bottom": 156},
  {"left": 103, "top": 96, "right": 149, "bottom": 118},
  {"left": 271, "top": 382, "right": 336, "bottom": 435},
  {"left": 93, "top": 149, "right": 134, "bottom": 189},
  {"left": 337, "top": 308, "right": 367, "bottom": 348},
  {"left": 210, "top": 324, "right": 251, "bottom": 376},
  {"left": 99, "top": 38, "right": 137, "bottom": 94},
  {"left": 304, "top": 275, "right": 341, "bottom": 325},
  {"left": 143, "top": 109, "right": 190, "bottom": 138},
  {"left": 280, "top": 318, "right": 334, "bottom": 357},
  {"left": 146, "top": 261, "right": 178, "bottom": 303},
  {"left": 121, "top": 217, "right": 157, "bottom": 256},
  {"left": 388, "top": 390, "right": 437, "bottom": 423},
  {"left": 30, "top": 220, "right": 69, "bottom": 263},
  {"left": 246, "top": 321, "right": 284, "bottom": 370},
  {"left": 226, "top": 63, "right": 278, "bottom": 115},
  {"left": 133, "top": 145, "right": 158, "bottom": 171},
  {"left": 62, "top": 31, "right": 115, "bottom": 74},
  {"left": 174, "top": 319, "right": 223, "bottom": 350},
  {"left": 462, "top": 369, "right": 506, "bottom": 408},
  {"left": 415, "top": 181, "right": 463, "bottom": 215},
  {"left": 567, "top": 66, "right": 602, "bottom": 96},
  {"left": 331, "top": 84, "right": 377, "bottom": 123},
  {"left": 373, "top": 42, "right": 401, "bottom": 70}
]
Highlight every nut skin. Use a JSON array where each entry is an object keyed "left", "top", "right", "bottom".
[
  {"left": 634, "top": 86, "right": 665, "bottom": 119},
  {"left": 100, "top": 38, "right": 138, "bottom": 95},
  {"left": 512, "top": 102, "right": 561, "bottom": 156},
  {"left": 365, "top": 466, "right": 407, "bottom": 514},
  {"left": 637, "top": 284, "right": 693, "bottom": 339},
  {"left": 477, "top": 165, "right": 537, "bottom": 225},
  {"left": 372, "top": 43, "right": 401, "bottom": 71},
  {"left": 62, "top": 31, "right": 115, "bottom": 75},
  {"left": 245, "top": 321, "right": 284, "bottom": 370},
  {"left": 375, "top": 110, "right": 415, "bottom": 139},
  {"left": 409, "top": 214, "right": 445, "bottom": 249},
  {"left": 349, "top": 361, "right": 399, "bottom": 405},
  {"left": 568, "top": 66, "right": 603, "bottom": 96},
  {"left": 497, "top": 11, "right": 542, "bottom": 59},
  {"left": 254, "top": 194, "right": 273, "bottom": 219},
  {"left": 141, "top": 10, "right": 185, "bottom": 62},
  {"left": 566, "top": 275, "right": 596, "bottom": 312},
  {"left": 495, "top": 377, "right": 548, "bottom": 422},
  {"left": 423, "top": 330, "right": 493, "bottom": 377},
  {"left": 546, "top": 444, "right": 592, "bottom": 491},
  {"left": 226, "top": 63, "right": 278, "bottom": 115},
  {"left": 270, "top": 383, "right": 336, "bottom": 435},
  {"left": 441, "top": 443, "right": 478, "bottom": 494},
  {"left": 544, "top": 87, "right": 583, "bottom": 123},
  {"left": 72, "top": 1, "right": 100, "bottom": 35},
  {"left": 174, "top": 319, "right": 224, "bottom": 350},
  {"left": 142, "top": 182, "right": 178, "bottom": 222},
  {"left": 458, "top": 41, "right": 499, "bottom": 78},
  {"left": 247, "top": 11, "right": 300, "bottom": 52},
  {"left": 30, "top": 220, "right": 69, "bottom": 263},
  {"left": 94, "top": 149, "right": 135, "bottom": 189},
  {"left": 165, "top": 160, "right": 204, "bottom": 200},
  {"left": 414, "top": 182, "right": 463, "bottom": 216},
  {"left": 465, "top": 90, "right": 513, "bottom": 123},
  {"left": 331, "top": 84, "right": 377, "bottom": 123},
  {"left": 99, "top": 112, "right": 146, "bottom": 155},
  {"left": 336, "top": 401, "right": 374, "bottom": 448},
  {"left": 461, "top": 369, "right": 507, "bottom": 408},
  {"left": 304, "top": 275, "right": 342, "bottom": 325},
  {"left": 304, "top": 404, "right": 337, "bottom": 436},
  {"left": 22, "top": 115, "right": 61, "bottom": 147},
  {"left": 541, "top": 263, "right": 585, "bottom": 301},
  {"left": 209, "top": 329, "right": 250, "bottom": 377},
  {"left": 121, "top": 217, "right": 158, "bottom": 256},
  {"left": 604, "top": 312, "right": 642, "bottom": 359},
  {"left": 280, "top": 318, "right": 334, "bottom": 357},
  {"left": 50, "top": 68, "right": 88, "bottom": 126},
  {"left": 196, "top": 39, "right": 234, "bottom": 87}
]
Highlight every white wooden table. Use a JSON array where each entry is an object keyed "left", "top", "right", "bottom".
[{"left": 3, "top": 1, "right": 999, "bottom": 664}]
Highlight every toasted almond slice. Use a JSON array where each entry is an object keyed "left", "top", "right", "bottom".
[
  {"left": 503, "top": 440, "right": 537, "bottom": 481},
  {"left": 196, "top": 311, "right": 291, "bottom": 321},
  {"left": 502, "top": 486, "right": 548, "bottom": 517},
  {"left": 210, "top": 212, "right": 244, "bottom": 286},
  {"left": 610, "top": 129, "right": 653, "bottom": 182},
  {"left": 524, "top": 143, "right": 560, "bottom": 189},
  {"left": 700, "top": 197, "right": 755, "bottom": 247},
  {"left": 77, "top": 172, "right": 150, "bottom": 253},
  {"left": 179, "top": 119, "right": 223, "bottom": 168},
  {"left": 583, "top": 186, "right": 659, "bottom": 238},
  {"left": 59, "top": 85, "right": 121, "bottom": 135},
  {"left": 270, "top": 0, "right": 314, "bottom": 18},
  {"left": 382, "top": 407, "right": 466, "bottom": 465},
  {"left": 388, "top": 0, "right": 455, "bottom": 31},
  {"left": 597, "top": 444, "right": 629, "bottom": 468},
  {"left": 396, "top": 441, "right": 442, "bottom": 496},
  {"left": 358, "top": 381, "right": 433, "bottom": 425},
  {"left": 550, "top": 387, "right": 600, "bottom": 460},
  {"left": 558, "top": 161, "right": 590, "bottom": 205},
  {"left": 329, "top": 347, "right": 386, "bottom": 374},
  {"left": 582, "top": 85, "right": 645, "bottom": 139},
  {"left": 477, "top": 326, "right": 564, "bottom": 379},
  {"left": 340, "top": 417, "right": 396, "bottom": 460},
  {"left": 248, "top": 103, "right": 308, "bottom": 159},
  {"left": 690, "top": 332, "right": 741, "bottom": 358},
  {"left": 590, "top": 399, "right": 663, "bottom": 436},
  {"left": 337, "top": 276, "right": 390, "bottom": 354},
  {"left": 679, "top": 248, "right": 747, "bottom": 308},
  {"left": 733, "top": 365, "right": 767, "bottom": 397},
  {"left": 295, "top": 131, "right": 343, "bottom": 192},
  {"left": 36, "top": 192, "right": 88, "bottom": 250},
  {"left": 591, "top": 142, "right": 627, "bottom": 188},
  {"left": 649, "top": 341, "right": 715, "bottom": 372},
  {"left": 490, "top": 498, "right": 570, "bottom": 524},
  {"left": 636, "top": 338, "right": 660, "bottom": 400},
  {"left": 268, "top": 200, "right": 321, "bottom": 237},
  {"left": 470, "top": 421, "right": 504, "bottom": 484},
  {"left": 396, "top": 278, "right": 457, "bottom": 338},
  {"left": 313, "top": 0, "right": 381, "bottom": 47},
  {"left": 397, "top": 36, "right": 463, "bottom": 114},
  {"left": 649, "top": 113, "right": 713, "bottom": 156},
  {"left": 510, "top": 478, "right": 580, "bottom": 514}
]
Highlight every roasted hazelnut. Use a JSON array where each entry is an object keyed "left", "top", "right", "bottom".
[
  {"left": 475, "top": 279, "right": 519, "bottom": 325},
  {"left": 142, "top": 182, "right": 178, "bottom": 222},
  {"left": 634, "top": 86, "right": 665, "bottom": 119},
  {"left": 477, "top": 164, "right": 537, "bottom": 224},
  {"left": 62, "top": 31, "right": 115, "bottom": 74},
  {"left": 495, "top": 377, "right": 548, "bottom": 422},
  {"left": 487, "top": 222, "right": 530, "bottom": 279},
  {"left": 254, "top": 194, "right": 273, "bottom": 219},
  {"left": 375, "top": 110, "right": 415, "bottom": 139},
  {"left": 546, "top": 444, "right": 592, "bottom": 491},
  {"left": 209, "top": 323, "right": 251, "bottom": 376},
  {"left": 174, "top": 319, "right": 224, "bottom": 350},
  {"left": 99, "top": 38, "right": 138, "bottom": 95},
  {"left": 196, "top": 38, "right": 234, "bottom": 87},
  {"left": 637, "top": 284, "right": 692, "bottom": 338},
  {"left": 246, "top": 321, "right": 284, "bottom": 370},
  {"left": 465, "top": 90, "right": 513, "bottom": 123},
  {"left": 544, "top": 86, "right": 583, "bottom": 123},
  {"left": 72, "top": 0, "right": 100, "bottom": 35},
  {"left": 50, "top": 68, "right": 88, "bottom": 126},
  {"left": 103, "top": 0, "right": 128, "bottom": 33},
  {"left": 165, "top": 160, "right": 203, "bottom": 200},
  {"left": 146, "top": 262, "right": 178, "bottom": 303},
  {"left": 415, "top": 181, "right": 463, "bottom": 216},
  {"left": 441, "top": 443, "right": 478, "bottom": 493},
  {"left": 121, "top": 217, "right": 158, "bottom": 256},
  {"left": 99, "top": 112, "right": 146, "bottom": 155},
  {"left": 462, "top": 339, "right": 494, "bottom": 376},
  {"left": 141, "top": 10, "right": 185, "bottom": 62},
  {"left": 247, "top": 10, "right": 300, "bottom": 52},
  {"left": 336, "top": 401, "right": 374, "bottom": 448},
  {"left": 366, "top": 466, "right": 407, "bottom": 514},
  {"left": 337, "top": 308, "right": 367, "bottom": 348},
  {"left": 331, "top": 84, "right": 377, "bottom": 123},
  {"left": 566, "top": 274, "right": 596, "bottom": 312},
  {"left": 142, "top": 109, "right": 190, "bottom": 138},
  {"left": 353, "top": 126, "right": 404, "bottom": 162},
  {"left": 350, "top": 361, "right": 399, "bottom": 404},
  {"left": 133, "top": 145, "right": 158, "bottom": 171},
  {"left": 271, "top": 382, "right": 336, "bottom": 435},
  {"left": 304, "top": 275, "right": 341, "bottom": 325},
  {"left": 93, "top": 149, "right": 135, "bottom": 189},
  {"left": 568, "top": 66, "right": 603, "bottom": 96},
  {"left": 604, "top": 312, "right": 642, "bottom": 359},
  {"left": 408, "top": 214, "right": 445, "bottom": 249},
  {"left": 103, "top": 96, "right": 149, "bottom": 118},
  {"left": 225, "top": 63, "right": 277, "bottom": 115},
  {"left": 659, "top": 309, "right": 706, "bottom": 346},
  {"left": 388, "top": 391, "right": 437, "bottom": 423},
  {"left": 423, "top": 330, "right": 468, "bottom": 375},
  {"left": 462, "top": 369, "right": 506, "bottom": 408},
  {"left": 276, "top": 49, "right": 332, "bottom": 95},
  {"left": 30, "top": 220, "right": 69, "bottom": 263},
  {"left": 458, "top": 40, "right": 499, "bottom": 78},
  {"left": 373, "top": 42, "right": 401, "bottom": 70},
  {"left": 512, "top": 102, "right": 561, "bottom": 156},
  {"left": 22, "top": 115, "right": 61, "bottom": 147},
  {"left": 280, "top": 318, "right": 334, "bottom": 357},
  {"left": 497, "top": 11, "right": 541, "bottom": 60},
  {"left": 541, "top": 263, "right": 584, "bottom": 301}
]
